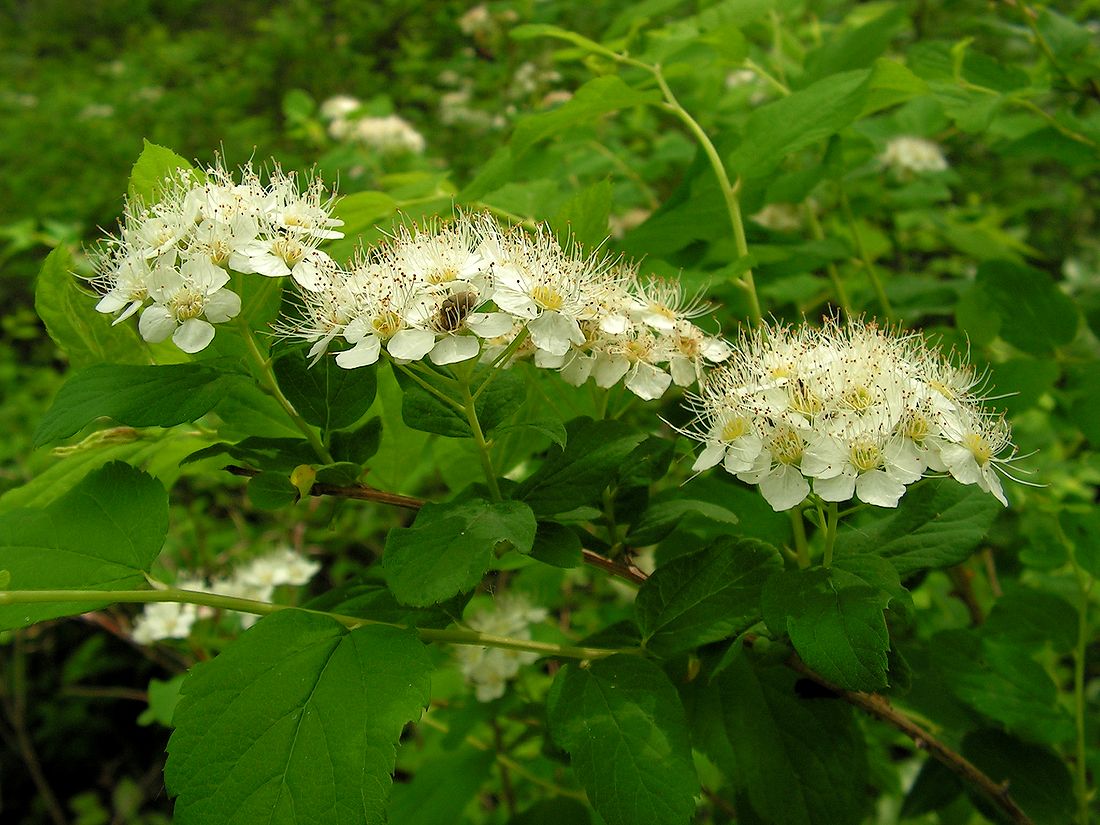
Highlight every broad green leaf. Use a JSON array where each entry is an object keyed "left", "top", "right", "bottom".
[
  {"left": 636, "top": 537, "right": 781, "bottom": 656},
  {"left": 961, "top": 730, "right": 1075, "bottom": 825},
  {"left": 138, "top": 675, "right": 186, "bottom": 728},
  {"left": 182, "top": 436, "right": 317, "bottom": 473},
  {"left": 931, "top": 629, "right": 1074, "bottom": 744},
  {"left": 551, "top": 179, "right": 612, "bottom": 248},
  {"left": 34, "top": 246, "right": 149, "bottom": 369},
  {"left": 863, "top": 58, "right": 930, "bottom": 115},
  {"left": 247, "top": 472, "right": 299, "bottom": 510},
  {"left": 35, "top": 363, "right": 249, "bottom": 446},
  {"left": 685, "top": 650, "right": 869, "bottom": 825},
  {"left": 508, "top": 798, "right": 593, "bottom": 825},
  {"left": 528, "top": 521, "right": 583, "bottom": 568},
  {"left": 729, "top": 70, "right": 871, "bottom": 178},
  {"left": 976, "top": 260, "right": 1079, "bottom": 355},
  {"left": 515, "top": 417, "right": 645, "bottom": 516},
  {"left": 509, "top": 23, "right": 623, "bottom": 62},
  {"left": 305, "top": 577, "right": 465, "bottom": 629},
  {"left": 761, "top": 567, "right": 893, "bottom": 691},
  {"left": 0, "top": 462, "right": 167, "bottom": 630},
  {"left": 166, "top": 612, "right": 431, "bottom": 825},
  {"left": 898, "top": 759, "right": 963, "bottom": 819},
  {"left": 626, "top": 492, "right": 740, "bottom": 546},
  {"left": 384, "top": 498, "right": 537, "bottom": 605},
  {"left": 983, "top": 589, "right": 1077, "bottom": 654},
  {"left": 510, "top": 76, "right": 661, "bottom": 157},
  {"left": 330, "top": 417, "right": 383, "bottom": 464},
  {"left": 387, "top": 747, "right": 495, "bottom": 825},
  {"left": 801, "top": 6, "right": 909, "bottom": 86},
  {"left": 836, "top": 479, "right": 1000, "bottom": 575},
  {"left": 396, "top": 367, "right": 525, "bottom": 438},
  {"left": 547, "top": 655, "right": 698, "bottom": 825},
  {"left": 325, "top": 191, "right": 398, "bottom": 262},
  {"left": 273, "top": 350, "right": 377, "bottom": 432},
  {"left": 128, "top": 139, "right": 198, "bottom": 203}
]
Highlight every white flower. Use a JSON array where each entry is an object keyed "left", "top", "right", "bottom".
[
  {"left": 751, "top": 203, "right": 803, "bottom": 233},
  {"left": 454, "top": 594, "right": 547, "bottom": 702},
  {"left": 138, "top": 258, "right": 241, "bottom": 353},
  {"left": 880, "top": 136, "right": 949, "bottom": 174},
  {"left": 350, "top": 115, "right": 426, "bottom": 154},
  {"left": 93, "top": 250, "right": 153, "bottom": 324},
  {"left": 131, "top": 601, "right": 198, "bottom": 644}
]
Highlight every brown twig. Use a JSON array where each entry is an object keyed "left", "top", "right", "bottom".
[
  {"left": 981, "top": 548, "right": 1004, "bottom": 597},
  {"left": 221, "top": 467, "right": 1034, "bottom": 824},
  {"left": 947, "top": 564, "right": 985, "bottom": 626}
]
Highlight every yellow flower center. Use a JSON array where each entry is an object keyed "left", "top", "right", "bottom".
[
  {"left": 770, "top": 426, "right": 803, "bottom": 465},
  {"left": 622, "top": 340, "right": 650, "bottom": 362},
  {"left": 848, "top": 440, "right": 883, "bottom": 472},
  {"left": 372, "top": 310, "right": 403, "bottom": 338},
  {"left": 426, "top": 266, "right": 459, "bottom": 285},
  {"left": 273, "top": 237, "right": 306, "bottom": 266},
  {"left": 720, "top": 417, "right": 749, "bottom": 442},
  {"left": 210, "top": 240, "right": 231, "bottom": 267},
  {"left": 963, "top": 432, "right": 993, "bottom": 465},
  {"left": 843, "top": 385, "right": 875, "bottom": 412},
  {"left": 172, "top": 289, "right": 205, "bottom": 321},
  {"left": 788, "top": 381, "right": 824, "bottom": 416},
  {"left": 532, "top": 285, "right": 564, "bottom": 311},
  {"left": 901, "top": 411, "right": 930, "bottom": 442}
]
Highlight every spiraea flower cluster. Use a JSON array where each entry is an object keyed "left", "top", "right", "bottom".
[
  {"left": 91, "top": 161, "right": 343, "bottom": 353},
  {"left": 318, "top": 96, "right": 426, "bottom": 154},
  {"left": 685, "top": 318, "right": 1020, "bottom": 511},
  {"left": 454, "top": 594, "right": 548, "bottom": 702},
  {"left": 131, "top": 547, "right": 321, "bottom": 643},
  {"left": 879, "top": 135, "right": 949, "bottom": 175},
  {"left": 282, "top": 213, "right": 731, "bottom": 400}
]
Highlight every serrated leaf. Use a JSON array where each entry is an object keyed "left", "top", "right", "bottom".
[
  {"left": 729, "top": 70, "right": 871, "bottom": 178},
  {"left": 396, "top": 367, "right": 525, "bottom": 438},
  {"left": 931, "top": 629, "right": 1074, "bottom": 744},
  {"left": 547, "top": 655, "right": 698, "bottom": 825},
  {"left": 511, "top": 76, "right": 661, "bottom": 157},
  {"left": 686, "top": 650, "right": 869, "bottom": 825},
  {"left": 182, "top": 436, "right": 317, "bottom": 473},
  {"left": 34, "top": 246, "right": 149, "bottom": 368},
  {"left": 247, "top": 472, "right": 298, "bottom": 510},
  {"left": 626, "top": 493, "right": 740, "bottom": 546},
  {"left": 330, "top": 417, "right": 382, "bottom": 464},
  {"left": 551, "top": 179, "right": 612, "bottom": 248},
  {"left": 165, "top": 612, "right": 431, "bottom": 825},
  {"left": 836, "top": 479, "right": 1000, "bottom": 575},
  {"left": 762, "top": 567, "right": 892, "bottom": 691},
  {"left": 960, "top": 730, "right": 1075, "bottom": 825},
  {"left": 515, "top": 417, "right": 645, "bottom": 516},
  {"left": 636, "top": 537, "right": 781, "bottom": 656},
  {"left": 528, "top": 521, "right": 583, "bottom": 568},
  {"left": 387, "top": 747, "right": 495, "bottom": 825},
  {"left": 273, "top": 350, "right": 377, "bottom": 432},
  {"left": 0, "top": 462, "right": 167, "bottom": 630},
  {"left": 384, "top": 498, "right": 537, "bottom": 605},
  {"left": 36, "top": 363, "right": 249, "bottom": 446},
  {"left": 128, "top": 140, "right": 199, "bottom": 203}
]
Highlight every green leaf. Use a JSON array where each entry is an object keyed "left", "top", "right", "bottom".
[
  {"left": 165, "top": 612, "right": 431, "bottom": 825},
  {"left": 34, "top": 246, "right": 149, "bottom": 368},
  {"left": 35, "top": 363, "right": 249, "bottom": 446},
  {"left": 387, "top": 748, "right": 495, "bottom": 825},
  {"left": 983, "top": 589, "right": 1077, "bottom": 654},
  {"left": 325, "top": 191, "right": 398, "bottom": 263},
  {"left": 508, "top": 798, "right": 592, "bottom": 825},
  {"left": 511, "top": 76, "right": 661, "bottom": 157},
  {"left": 687, "top": 650, "right": 869, "bottom": 825},
  {"left": 729, "top": 70, "right": 871, "bottom": 178},
  {"left": 273, "top": 350, "right": 377, "bottom": 432},
  {"left": 547, "top": 655, "right": 698, "bottom": 825},
  {"left": 836, "top": 479, "right": 1001, "bottom": 576},
  {"left": 976, "top": 260, "right": 1079, "bottom": 355},
  {"left": 509, "top": 23, "right": 623, "bottom": 61},
  {"left": 761, "top": 566, "right": 893, "bottom": 691},
  {"left": 636, "top": 537, "right": 781, "bottom": 656},
  {"left": 247, "top": 472, "right": 299, "bottom": 510},
  {"left": 384, "top": 498, "right": 537, "bottom": 605},
  {"left": 128, "top": 140, "right": 198, "bottom": 203},
  {"left": 304, "top": 577, "right": 464, "bottom": 629},
  {"left": 801, "top": 6, "right": 909, "bottom": 86},
  {"left": 960, "top": 730, "right": 1075, "bottom": 825},
  {"left": 626, "top": 492, "right": 740, "bottom": 546},
  {"left": 931, "top": 629, "right": 1074, "bottom": 744},
  {"left": 183, "top": 436, "right": 317, "bottom": 473},
  {"left": 528, "top": 521, "right": 583, "bottom": 568},
  {"left": 396, "top": 367, "right": 525, "bottom": 438},
  {"left": 137, "top": 675, "right": 186, "bottom": 728},
  {"left": 515, "top": 417, "right": 646, "bottom": 516},
  {"left": 330, "top": 417, "right": 383, "bottom": 464},
  {"left": 551, "top": 179, "right": 612, "bottom": 248},
  {"left": 0, "top": 462, "right": 167, "bottom": 630}
]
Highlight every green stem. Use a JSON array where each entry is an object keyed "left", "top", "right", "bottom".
[
  {"left": 0, "top": 589, "right": 630, "bottom": 661},
  {"left": 789, "top": 510, "right": 810, "bottom": 569},
  {"left": 822, "top": 501, "right": 839, "bottom": 569},
  {"left": 650, "top": 65, "right": 763, "bottom": 327},
  {"left": 458, "top": 378, "right": 502, "bottom": 501},
  {"left": 838, "top": 187, "right": 894, "bottom": 321},
  {"left": 392, "top": 361, "right": 465, "bottom": 413},
  {"left": 1069, "top": 549, "right": 1094, "bottom": 825},
  {"left": 473, "top": 327, "right": 530, "bottom": 400},
  {"left": 806, "top": 203, "right": 853, "bottom": 316},
  {"left": 239, "top": 323, "right": 334, "bottom": 463}
]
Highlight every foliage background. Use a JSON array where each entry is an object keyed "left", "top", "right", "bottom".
[{"left": 1, "top": 1, "right": 1098, "bottom": 824}]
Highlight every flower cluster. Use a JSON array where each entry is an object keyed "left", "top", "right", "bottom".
[
  {"left": 879, "top": 135, "right": 949, "bottom": 175},
  {"left": 282, "top": 213, "right": 732, "bottom": 400},
  {"left": 131, "top": 548, "right": 321, "bottom": 643},
  {"left": 684, "top": 318, "right": 1019, "bottom": 511},
  {"left": 319, "top": 96, "right": 426, "bottom": 154},
  {"left": 454, "top": 595, "right": 548, "bottom": 702},
  {"left": 91, "top": 161, "right": 343, "bottom": 352}
]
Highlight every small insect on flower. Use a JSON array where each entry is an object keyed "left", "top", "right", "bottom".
[{"left": 683, "top": 317, "right": 1026, "bottom": 511}]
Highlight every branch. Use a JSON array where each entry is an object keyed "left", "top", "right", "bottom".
[{"left": 225, "top": 465, "right": 424, "bottom": 510}]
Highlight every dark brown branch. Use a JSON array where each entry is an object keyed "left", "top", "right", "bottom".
[{"left": 221, "top": 465, "right": 1034, "bottom": 824}]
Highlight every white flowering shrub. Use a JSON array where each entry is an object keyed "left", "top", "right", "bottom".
[{"left": 3, "top": 5, "right": 1097, "bottom": 825}]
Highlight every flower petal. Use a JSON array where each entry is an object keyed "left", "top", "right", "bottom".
[
  {"left": 203, "top": 289, "right": 242, "bottom": 323},
  {"left": 173, "top": 318, "right": 216, "bottom": 353},
  {"left": 138, "top": 305, "right": 176, "bottom": 343},
  {"left": 335, "top": 335, "right": 381, "bottom": 369},
  {"left": 387, "top": 328, "right": 436, "bottom": 361},
  {"left": 429, "top": 334, "right": 480, "bottom": 365}
]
